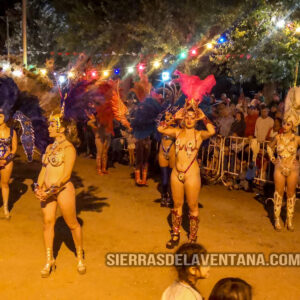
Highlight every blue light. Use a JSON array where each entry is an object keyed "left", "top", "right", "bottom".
[
  {"left": 114, "top": 68, "right": 120, "bottom": 75},
  {"left": 217, "top": 36, "right": 227, "bottom": 44},
  {"left": 59, "top": 75, "right": 66, "bottom": 84},
  {"left": 162, "top": 71, "right": 170, "bottom": 81}
]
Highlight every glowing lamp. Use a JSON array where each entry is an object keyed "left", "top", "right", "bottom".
[
  {"left": 40, "top": 69, "right": 47, "bottom": 76},
  {"left": 138, "top": 64, "right": 145, "bottom": 71},
  {"left": 91, "top": 71, "right": 97, "bottom": 78},
  {"left": 59, "top": 75, "right": 66, "bottom": 84},
  {"left": 68, "top": 71, "right": 75, "bottom": 78},
  {"left": 153, "top": 61, "right": 160, "bottom": 68},
  {"left": 114, "top": 68, "right": 120, "bottom": 75},
  {"left": 103, "top": 70, "right": 109, "bottom": 77},
  {"left": 162, "top": 71, "right": 170, "bottom": 81},
  {"left": 128, "top": 66, "right": 134, "bottom": 73},
  {"left": 191, "top": 49, "right": 197, "bottom": 55},
  {"left": 276, "top": 19, "right": 285, "bottom": 28},
  {"left": 206, "top": 43, "right": 213, "bottom": 49},
  {"left": 180, "top": 51, "right": 187, "bottom": 59},
  {"left": 164, "top": 58, "right": 168, "bottom": 63},
  {"left": 12, "top": 70, "right": 22, "bottom": 77},
  {"left": 296, "top": 27, "right": 300, "bottom": 33},
  {"left": 2, "top": 63, "right": 10, "bottom": 71},
  {"left": 217, "top": 36, "right": 227, "bottom": 44}
]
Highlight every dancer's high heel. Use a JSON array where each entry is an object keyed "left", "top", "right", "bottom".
[
  {"left": 41, "top": 248, "right": 56, "bottom": 278},
  {"left": 76, "top": 247, "right": 86, "bottom": 275},
  {"left": 3, "top": 204, "right": 10, "bottom": 220},
  {"left": 166, "top": 233, "right": 180, "bottom": 249}
]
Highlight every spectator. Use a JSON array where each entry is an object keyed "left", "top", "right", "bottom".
[
  {"left": 269, "top": 104, "right": 278, "bottom": 119},
  {"left": 250, "top": 93, "right": 261, "bottom": 107},
  {"left": 254, "top": 107, "right": 274, "bottom": 142},
  {"left": 268, "top": 92, "right": 281, "bottom": 108},
  {"left": 257, "top": 91, "right": 265, "bottom": 103},
  {"left": 221, "top": 93, "right": 231, "bottom": 105},
  {"left": 244, "top": 106, "right": 259, "bottom": 138},
  {"left": 162, "top": 243, "right": 209, "bottom": 300},
  {"left": 209, "top": 277, "right": 252, "bottom": 300},
  {"left": 267, "top": 117, "right": 283, "bottom": 140},
  {"left": 216, "top": 107, "right": 234, "bottom": 137},
  {"left": 229, "top": 112, "right": 246, "bottom": 137}
]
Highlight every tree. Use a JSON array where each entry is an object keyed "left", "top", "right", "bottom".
[
  {"left": 50, "top": 0, "right": 251, "bottom": 72},
  {"left": 210, "top": 0, "right": 300, "bottom": 89},
  {"left": 8, "top": 0, "right": 66, "bottom": 66}
]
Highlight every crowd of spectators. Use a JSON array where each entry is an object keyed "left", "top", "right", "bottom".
[{"left": 202, "top": 91, "right": 288, "bottom": 192}]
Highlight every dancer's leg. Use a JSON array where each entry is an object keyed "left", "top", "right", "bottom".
[
  {"left": 286, "top": 169, "right": 298, "bottom": 231},
  {"left": 1, "top": 162, "right": 13, "bottom": 218},
  {"left": 273, "top": 166, "right": 286, "bottom": 231},
  {"left": 40, "top": 200, "right": 57, "bottom": 277},
  {"left": 58, "top": 182, "right": 86, "bottom": 274},
  {"left": 185, "top": 169, "right": 201, "bottom": 242}
]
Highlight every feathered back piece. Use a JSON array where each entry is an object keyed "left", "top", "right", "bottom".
[
  {"left": 284, "top": 86, "right": 300, "bottom": 130},
  {"left": 0, "top": 76, "right": 19, "bottom": 119},
  {"left": 96, "top": 80, "right": 130, "bottom": 135},
  {"left": 174, "top": 70, "right": 216, "bottom": 104},
  {"left": 130, "top": 74, "right": 152, "bottom": 102},
  {"left": 131, "top": 97, "right": 164, "bottom": 139},
  {"left": 0, "top": 76, "right": 50, "bottom": 157}
]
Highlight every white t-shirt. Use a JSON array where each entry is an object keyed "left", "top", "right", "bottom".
[
  {"left": 161, "top": 281, "right": 203, "bottom": 300},
  {"left": 254, "top": 116, "right": 274, "bottom": 142}
]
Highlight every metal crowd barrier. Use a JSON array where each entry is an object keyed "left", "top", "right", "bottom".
[{"left": 200, "top": 135, "right": 274, "bottom": 186}]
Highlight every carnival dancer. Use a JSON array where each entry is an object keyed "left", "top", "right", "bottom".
[
  {"left": 0, "top": 77, "right": 47, "bottom": 219},
  {"left": 94, "top": 80, "right": 131, "bottom": 174},
  {"left": 87, "top": 112, "right": 111, "bottom": 175},
  {"left": 0, "top": 110, "right": 17, "bottom": 219},
  {"left": 159, "top": 111, "right": 176, "bottom": 207},
  {"left": 34, "top": 112, "right": 86, "bottom": 277},
  {"left": 267, "top": 115, "right": 300, "bottom": 231},
  {"left": 158, "top": 71, "right": 216, "bottom": 248}
]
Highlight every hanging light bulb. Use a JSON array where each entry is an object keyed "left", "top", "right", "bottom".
[
  {"left": 128, "top": 66, "right": 134, "bottom": 73},
  {"left": 206, "top": 43, "right": 213, "bottom": 49},
  {"left": 153, "top": 60, "right": 160, "bottom": 68},
  {"left": 103, "top": 70, "right": 109, "bottom": 77}
]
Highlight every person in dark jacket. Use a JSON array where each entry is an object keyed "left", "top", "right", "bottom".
[{"left": 229, "top": 112, "right": 246, "bottom": 137}]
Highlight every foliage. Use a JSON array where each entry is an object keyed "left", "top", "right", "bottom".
[{"left": 210, "top": 0, "right": 300, "bottom": 87}]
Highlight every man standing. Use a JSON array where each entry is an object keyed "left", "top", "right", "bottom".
[{"left": 255, "top": 106, "right": 274, "bottom": 142}]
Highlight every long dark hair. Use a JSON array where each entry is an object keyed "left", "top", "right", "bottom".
[
  {"left": 209, "top": 277, "right": 252, "bottom": 300},
  {"left": 175, "top": 243, "right": 207, "bottom": 292}
]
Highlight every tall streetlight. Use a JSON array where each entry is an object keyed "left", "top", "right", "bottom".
[{"left": 22, "top": 0, "right": 27, "bottom": 67}]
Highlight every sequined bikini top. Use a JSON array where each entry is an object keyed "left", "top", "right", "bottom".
[
  {"left": 175, "top": 130, "right": 198, "bottom": 158},
  {"left": 277, "top": 134, "right": 298, "bottom": 159},
  {"left": 43, "top": 140, "right": 70, "bottom": 167},
  {"left": 0, "top": 128, "right": 13, "bottom": 158},
  {"left": 0, "top": 128, "right": 13, "bottom": 147}
]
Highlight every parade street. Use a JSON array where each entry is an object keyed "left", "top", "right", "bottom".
[{"left": 0, "top": 152, "right": 299, "bottom": 300}]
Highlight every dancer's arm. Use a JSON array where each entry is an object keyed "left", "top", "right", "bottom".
[
  {"left": 157, "top": 124, "right": 179, "bottom": 138},
  {"left": 199, "top": 117, "right": 216, "bottom": 140},
  {"left": 55, "top": 145, "right": 76, "bottom": 187},
  {"left": 87, "top": 119, "right": 97, "bottom": 130},
  {"left": 267, "top": 135, "right": 278, "bottom": 163},
  {"left": 11, "top": 130, "right": 17, "bottom": 154}
]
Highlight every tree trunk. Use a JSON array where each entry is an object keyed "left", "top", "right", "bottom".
[{"left": 263, "top": 82, "right": 277, "bottom": 105}]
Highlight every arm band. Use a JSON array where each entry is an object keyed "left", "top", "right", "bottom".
[{"left": 5, "top": 153, "right": 15, "bottom": 165}]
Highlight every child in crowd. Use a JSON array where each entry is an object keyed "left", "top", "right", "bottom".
[{"left": 162, "top": 243, "right": 210, "bottom": 300}]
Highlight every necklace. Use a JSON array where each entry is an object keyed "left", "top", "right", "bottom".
[{"left": 51, "top": 139, "right": 67, "bottom": 151}]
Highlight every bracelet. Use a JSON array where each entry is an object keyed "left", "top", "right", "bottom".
[
  {"left": 33, "top": 183, "right": 40, "bottom": 192},
  {"left": 4, "top": 153, "right": 15, "bottom": 165},
  {"left": 202, "top": 117, "right": 213, "bottom": 126}
]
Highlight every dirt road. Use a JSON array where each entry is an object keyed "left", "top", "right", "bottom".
[{"left": 0, "top": 154, "right": 299, "bottom": 300}]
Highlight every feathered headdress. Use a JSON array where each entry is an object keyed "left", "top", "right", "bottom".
[{"left": 173, "top": 70, "right": 216, "bottom": 120}]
